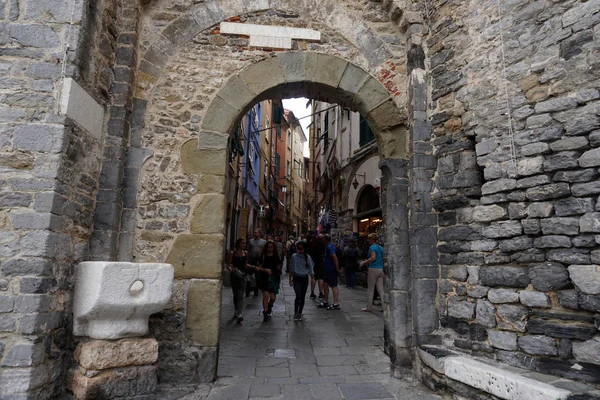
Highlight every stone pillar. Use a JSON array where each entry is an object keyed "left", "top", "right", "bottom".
[{"left": 380, "top": 158, "right": 413, "bottom": 369}]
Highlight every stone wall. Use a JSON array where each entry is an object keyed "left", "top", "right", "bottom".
[
  {"left": 130, "top": 1, "right": 414, "bottom": 384},
  {"left": 0, "top": 0, "right": 124, "bottom": 397},
  {"left": 427, "top": 0, "right": 600, "bottom": 385}
]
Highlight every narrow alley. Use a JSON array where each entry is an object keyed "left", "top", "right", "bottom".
[{"left": 167, "top": 279, "right": 446, "bottom": 400}]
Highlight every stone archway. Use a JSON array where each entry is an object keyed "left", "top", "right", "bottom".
[
  {"left": 174, "top": 52, "right": 413, "bottom": 377},
  {"left": 111, "top": 1, "right": 436, "bottom": 385}
]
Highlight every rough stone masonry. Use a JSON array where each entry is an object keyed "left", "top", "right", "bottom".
[{"left": 0, "top": 0, "right": 599, "bottom": 398}]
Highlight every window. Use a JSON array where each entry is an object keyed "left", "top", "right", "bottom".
[
  {"left": 287, "top": 130, "right": 292, "bottom": 149},
  {"left": 287, "top": 161, "right": 291, "bottom": 177},
  {"left": 264, "top": 160, "right": 268, "bottom": 181},
  {"left": 274, "top": 153, "right": 281, "bottom": 176},
  {"left": 359, "top": 116, "right": 375, "bottom": 147}
]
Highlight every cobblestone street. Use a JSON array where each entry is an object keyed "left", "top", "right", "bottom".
[{"left": 167, "top": 275, "right": 446, "bottom": 400}]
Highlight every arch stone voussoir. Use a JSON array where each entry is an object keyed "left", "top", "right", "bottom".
[
  {"left": 336, "top": 63, "right": 371, "bottom": 106},
  {"left": 278, "top": 52, "right": 316, "bottom": 84},
  {"left": 201, "top": 96, "right": 242, "bottom": 134},
  {"left": 368, "top": 99, "right": 405, "bottom": 131},
  {"left": 378, "top": 125, "right": 408, "bottom": 159},
  {"left": 218, "top": 75, "right": 257, "bottom": 112},
  {"left": 239, "top": 56, "right": 285, "bottom": 96},
  {"left": 313, "top": 53, "right": 348, "bottom": 90},
  {"left": 354, "top": 76, "right": 391, "bottom": 116},
  {"left": 181, "top": 139, "right": 227, "bottom": 176}
]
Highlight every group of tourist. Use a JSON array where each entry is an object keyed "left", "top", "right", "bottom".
[{"left": 225, "top": 229, "right": 385, "bottom": 323}]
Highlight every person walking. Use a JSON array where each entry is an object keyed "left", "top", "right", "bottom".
[
  {"left": 226, "top": 238, "right": 256, "bottom": 323},
  {"left": 344, "top": 240, "right": 360, "bottom": 289},
  {"left": 288, "top": 241, "right": 315, "bottom": 321},
  {"left": 360, "top": 233, "right": 384, "bottom": 312},
  {"left": 257, "top": 241, "right": 282, "bottom": 322},
  {"left": 318, "top": 234, "right": 341, "bottom": 310},
  {"left": 246, "top": 229, "right": 266, "bottom": 297},
  {"left": 306, "top": 233, "right": 324, "bottom": 299}
]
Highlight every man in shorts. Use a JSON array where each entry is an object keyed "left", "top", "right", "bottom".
[{"left": 318, "top": 234, "right": 341, "bottom": 310}]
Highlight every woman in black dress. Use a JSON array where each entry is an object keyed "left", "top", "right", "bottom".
[
  {"left": 226, "top": 238, "right": 256, "bottom": 323},
  {"left": 257, "top": 241, "right": 282, "bottom": 322}
]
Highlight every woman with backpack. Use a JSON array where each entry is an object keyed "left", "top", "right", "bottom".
[
  {"left": 288, "top": 241, "right": 315, "bottom": 321},
  {"left": 359, "top": 233, "right": 384, "bottom": 312}
]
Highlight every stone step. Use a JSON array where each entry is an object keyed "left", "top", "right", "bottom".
[{"left": 419, "top": 345, "right": 600, "bottom": 400}]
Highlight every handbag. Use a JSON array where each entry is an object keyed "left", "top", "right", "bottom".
[{"left": 231, "top": 267, "right": 245, "bottom": 280}]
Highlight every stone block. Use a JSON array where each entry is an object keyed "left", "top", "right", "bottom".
[
  {"left": 533, "top": 235, "right": 572, "bottom": 248},
  {"left": 186, "top": 279, "right": 221, "bottom": 346},
  {"left": 568, "top": 265, "right": 600, "bottom": 295},
  {"left": 572, "top": 181, "right": 600, "bottom": 197},
  {"left": 522, "top": 219, "right": 541, "bottom": 235},
  {"left": 190, "top": 194, "right": 226, "bottom": 235},
  {"left": 239, "top": 56, "right": 284, "bottom": 96},
  {"left": 580, "top": 212, "right": 600, "bottom": 233},
  {"left": 201, "top": 95, "right": 241, "bottom": 134},
  {"left": 368, "top": 100, "right": 404, "bottom": 130},
  {"left": 181, "top": 140, "right": 227, "bottom": 176},
  {"left": 75, "top": 338, "right": 158, "bottom": 370},
  {"left": 550, "top": 136, "right": 589, "bottom": 152},
  {"left": 497, "top": 304, "right": 528, "bottom": 332},
  {"left": 73, "top": 262, "right": 174, "bottom": 339},
  {"left": 217, "top": 75, "right": 256, "bottom": 112},
  {"left": 572, "top": 338, "right": 600, "bottom": 365},
  {"left": 68, "top": 365, "right": 157, "bottom": 399},
  {"left": 483, "top": 221, "right": 522, "bottom": 239},
  {"left": 547, "top": 248, "right": 590, "bottom": 264},
  {"left": 481, "top": 178, "right": 516, "bottom": 195},
  {"left": 519, "top": 291, "right": 551, "bottom": 308},
  {"left": 476, "top": 299, "right": 496, "bottom": 328},
  {"left": 337, "top": 63, "right": 369, "bottom": 102},
  {"left": 529, "top": 262, "right": 570, "bottom": 291},
  {"left": 1, "top": 341, "right": 45, "bottom": 367},
  {"left": 540, "top": 217, "right": 579, "bottom": 235},
  {"left": 165, "top": 234, "right": 224, "bottom": 279},
  {"left": 13, "top": 124, "right": 65, "bottom": 153},
  {"left": 480, "top": 266, "right": 530, "bottom": 288},
  {"left": 554, "top": 168, "right": 599, "bottom": 183},
  {"left": 517, "top": 156, "right": 544, "bottom": 177},
  {"left": 472, "top": 205, "right": 506, "bottom": 222},
  {"left": 499, "top": 236, "right": 533, "bottom": 252},
  {"left": 554, "top": 197, "right": 594, "bottom": 216},
  {"left": 355, "top": 76, "right": 391, "bottom": 115},
  {"left": 508, "top": 203, "right": 528, "bottom": 219},
  {"left": 527, "top": 319, "right": 596, "bottom": 340},
  {"left": 444, "top": 357, "right": 570, "bottom": 400},
  {"left": 526, "top": 183, "right": 571, "bottom": 201},
  {"left": 518, "top": 335, "right": 557, "bottom": 356},
  {"left": 447, "top": 296, "right": 475, "bottom": 319},
  {"left": 488, "top": 289, "right": 519, "bottom": 304},
  {"left": 488, "top": 330, "right": 517, "bottom": 351},
  {"left": 11, "top": 24, "right": 60, "bottom": 48}
]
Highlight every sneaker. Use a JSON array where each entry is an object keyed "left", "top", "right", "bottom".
[
  {"left": 310, "top": 293, "right": 316, "bottom": 299},
  {"left": 237, "top": 315, "right": 244, "bottom": 323},
  {"left": 294, "top": 314, "right": 302, "bottom": 321},
  {"left": 263, "top": 311, "right": 269, "bottom": 322},
  {"left": 317, "top": 301, "right": 329, "bottom": 308},
  {"left": 293, "top": 313, "right": 299, "bottom": 321},
  {"left": 361, "top": 307, "right": 370, "bottom": 312},
  {"left": 297, "top": 314, "right": 303, "bottom": 321},
  {"left": 326, "top": 304, "right": 340, "bottom": 310}
]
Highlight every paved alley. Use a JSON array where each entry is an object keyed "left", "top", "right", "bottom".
[{"left": 169, "top": 275, "right": 446, "bottom": 400}]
